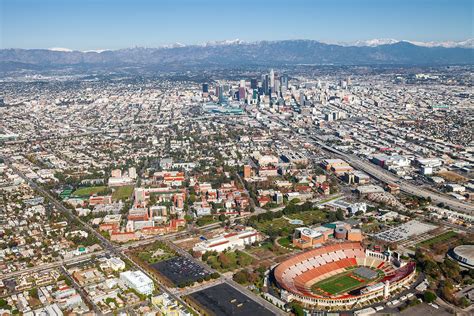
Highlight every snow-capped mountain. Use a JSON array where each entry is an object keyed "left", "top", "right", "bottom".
[
  {"left": 2, "top": 39, "right": 472, "bottom": 71},
  {"left": 201, "top": 39, "right": 246, "bottom": 47},
  {"left": 48, "top": 47, "right": 74, "bottom": 52},
  {"left": 336, "top": 39, "right": 399, "bottom": 47},
  {"left": 406, "top": 39, "right": 474, "bottom": 48},
  {"left": 334, "top": 38, "right": 473, "bottom": 48},
  {"left": 160, "top": 42, "right": 186, "bottom": 49}
]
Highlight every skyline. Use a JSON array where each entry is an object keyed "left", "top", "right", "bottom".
[{"left": 1, "top": 0, "right": 472, "bottom": 50}]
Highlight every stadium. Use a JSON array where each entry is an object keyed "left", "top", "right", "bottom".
[
  {"left": 274, "top": 242, "right": 416, "bottom": 308},
  {"left": 448, "top": 245, "right": 474, "bottom": 269}
]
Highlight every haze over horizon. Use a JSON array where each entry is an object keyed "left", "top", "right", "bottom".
[{"left": 1, "top": 0, "right": 472, "bottom": 51}]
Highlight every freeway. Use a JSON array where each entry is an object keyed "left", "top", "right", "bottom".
[
  {"left": 256, "top": 108, "right": 474, "bottom": 214},
  {"left": 309, "top": 136, "right": 474, "bottom": 214}
]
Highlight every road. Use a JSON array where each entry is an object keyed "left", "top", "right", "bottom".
[
  {"left": 1, "top": 155, "right": 198, "bottom": 314},
  {"left": 314, "top": 139, "right": 474, "bottom": 215},
  {"left": 166, "top": 238, "right": 287, "bottom": 316},
  {"left": 3, "top": 155, "right": 285, "bottom": 315},
  {"left": 256, "top": 109, "right": 474, "bottom": 214},
  {"left": 60, "top": 265, "right": 101, "bottom": 314},
  {"left": 0, "top": 250, "right": 106, "bottom": 280}
]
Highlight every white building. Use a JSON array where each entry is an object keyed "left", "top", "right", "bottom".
[
  {"left": 129, "top": 167, "right": 137, "bottom": 179},
  {"left": 193, "top": 228, "right": 261, "bottom": 253},
  {"left": 349, "top": 202, "right": 367, "bottom": 215},
  {"left": 258, "top": 154, "right": 279, "bottom": 166},
  {"left": 120, "top": 271, "right": 154, "bottom": 295},
  {"left": 108, "top": 176, "right": 133, "bottom": 187},
  {"left": 108, "top": 257, "right": 126, "bottom": 271},
  {"left": 446, "top": 183, "right": 465, "bottom": 193}
]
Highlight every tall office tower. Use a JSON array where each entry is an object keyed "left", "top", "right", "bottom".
[
  {"left": 222, "top": 84, "right": 229, "bottom": 92},
  {"left": 250, "top": 78, "right": 258, "bottom": 90},
  {"left": 215, "top": 85, "right": 220, "bottom": 97},
  {"left": 274, "top": 80, "right": 281, "bottom": 95},
  {"left": 202, "top": 83, "right": 209, "bottom": 93},
  {"left": 280, "top": 75, "right": 289, "bottom": 89},
  {"left": 270, "top": 69, "right": 275, "bottom": 90},
  {"left": 239, "top": 87, "right": 246, "bottom": 101},
  {"left": 263, "top": 74, "right": 270, "bottom": 95},
  {"left": 299, "top": 90, "right": 305, "bottom": 106},
  {"left": 218, "top": 85, "right": 226, "bottom": 103}
]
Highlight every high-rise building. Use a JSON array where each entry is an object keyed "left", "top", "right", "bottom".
[
  {"left": 280, "top": 75, "right": 289, "bottom": 90},
  {"left": 274, "top": 80, "right": 280, "bottom": 95},
  {"left": 252, "top": 89, "right": 258, "bottom": 100},
  {"left": 250, "top": 78, "right": 258, "bottom": 90},
  {"left": 299, "top": 91, "right": 305, "bottom": 106},
  {"left": 202, "top": 83, "right": 209, "bottom": 93},
  {"left": 263, "top": 74, "right": 270, "bottom": 95},
  {"left": 219, "top": 84, "right": 228, "bottom": 104},
  {"left": 270, "top": 69, "right": 275, "bottom": 91},
  {"left": 239, "top": 87, "right": 245, "bottom": 101}
]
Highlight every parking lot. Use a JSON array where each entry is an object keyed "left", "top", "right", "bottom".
[
  {"left": 151, "top": 256, "right": 210, "bottom": 286},
  {"left": 188, "top": 283, "right": 275, "bottom": 316}
]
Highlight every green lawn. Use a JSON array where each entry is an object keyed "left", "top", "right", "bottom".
[
  {"left": 417, "top": 231, "right": 458, "bottom": 247},
  {"left": 316, "top": 195, "right": 343, "bottom": 205},
  {"left": 133, "top": 241, "right": 176, "bottom": 264},
  {"left": 255, "top": 218, "right": 294, "bottom": 235},
  {"left": 196, "top": 215, "right": 218, "bottom": 227},
  {"left": 288, "top": 210, "right": 327, "bottom": 225},
  {"left": 311, "top": 272, "right": 366, "bottom": 296},
  {"left": 72, "top": 186, "right": 107, "bottom": 197},
  {"left": 112, "top": 185, "right": 134, "bottom": 201},
  {"left": 277, "top": 236, "right": 293, "bottom": 248}
]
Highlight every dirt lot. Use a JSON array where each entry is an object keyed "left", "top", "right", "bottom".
[{"left": 436, "top": 171, "right": 468, "bottom": 183}]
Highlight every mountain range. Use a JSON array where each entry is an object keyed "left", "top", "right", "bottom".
[{"left": 1, "top": 39, "right": 473, "bottom": 72}]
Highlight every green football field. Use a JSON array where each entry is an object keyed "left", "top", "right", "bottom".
[
  {"left": 72, "top": 186, "right": 107, "bottom": 197},
  {"left": 311, "top": 272, "right": 366, "bottom": 295}
]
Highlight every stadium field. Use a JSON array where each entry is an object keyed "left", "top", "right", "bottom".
[{"left": 311, "top": 272, "right": 367, "bottom": 295}]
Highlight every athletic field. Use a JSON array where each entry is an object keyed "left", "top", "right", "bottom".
[
  {"left": 72, "top": 186, "right": 107, "bottom": 197},
  {"left": 311, "top": 271, "right": 368, "bottom": 296}
]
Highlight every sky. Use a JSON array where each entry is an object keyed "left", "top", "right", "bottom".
[{"left": 1, "top": 0, "right": 472, "bottom": 50}]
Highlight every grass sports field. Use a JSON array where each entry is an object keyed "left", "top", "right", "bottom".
[
  {"left": 112, "top": 185, "right": 134, "bottom": 201},
  {"left": 311, "top": 271, "right": 368, "bottom": 296},
  {"left": 72, "top": 186, "right": 107, "bottom": 197}
]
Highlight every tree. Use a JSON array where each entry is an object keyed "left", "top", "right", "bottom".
[
  {"left": 423, "top": 291, "right": 437, "bottom": 303},
  {"left": 218, "top": 252, "right": 232, "bottom": 269},
  {"left": 327, "top": 211, "right": 337, "bottom": 222},
  {"left": 233, "top": 270, "right": 250, "bottom": 284},
  {"left": 29, "top": 288, "right": 39, "bottom": 299},
  {"left": 291, "top": 302, "right": 304, "bottom": 316},
  {"left": 0, "top": 299, "right": 9, "bottom": 309}
]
